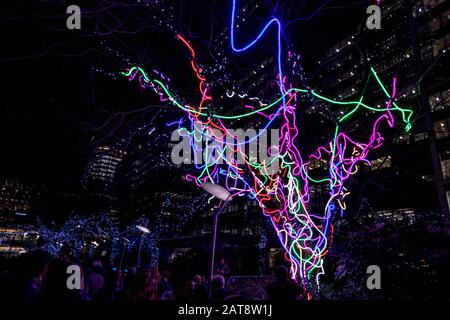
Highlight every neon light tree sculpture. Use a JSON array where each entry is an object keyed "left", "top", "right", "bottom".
[{"left": 120, "top": 0, "right": 413, "bottom": 297}]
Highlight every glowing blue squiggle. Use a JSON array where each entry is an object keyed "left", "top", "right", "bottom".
[{"left": 230, "top": 0, "right": 285, "bottom": 108}]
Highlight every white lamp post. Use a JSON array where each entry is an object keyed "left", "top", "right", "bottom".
[
  {"left": 135, "top": 225, "right": 150, "bottom": 267},
  {"left": 201, "top": 182, "right": 232, "bottom": 298},
  {"left": 119, "top": 237, "right": 130, "bottom": 269}
]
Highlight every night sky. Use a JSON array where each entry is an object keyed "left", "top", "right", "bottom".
[{"left": 0, "top": 0, "right": 365, "bottom": 191}]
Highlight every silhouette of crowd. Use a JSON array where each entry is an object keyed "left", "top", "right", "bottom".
[{"left": 0, "top": 249, "right": 304, "bottom": 301}]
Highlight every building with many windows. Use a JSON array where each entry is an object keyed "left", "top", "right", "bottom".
[
  {"left": 82, "top": 145, "right": 126, "bottom": 217},
  {"left": 307, "top": 0, "right": 450, "bottom": 220},
  {"left": 0, "top": 178, "right": 47, "bottom": 224},
  {"left": 0, "top": 179, "right": 47, "bottom": 256}
]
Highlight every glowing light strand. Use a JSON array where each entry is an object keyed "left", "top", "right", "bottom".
[{"left": 119, "top": 2, "right": 413, "bottom": 296}]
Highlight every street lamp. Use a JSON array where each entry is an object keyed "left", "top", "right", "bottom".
[
  {"left": 202, "top": 182, "right": 231, "bottom": 202},
  {"left": 119, "top": 237, "right": 130, "bottom": 269},
  {"left": 90, "top": 241, "right": 99, "bottom": 257},
  {"left": 201, "top": 182, "right": 232, "bottom": 298},
  {"left": 136, "top": 225, "right": 150, "bottom": 267}
]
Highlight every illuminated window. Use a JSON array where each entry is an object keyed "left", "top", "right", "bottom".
[
  {"left": 429, "top": 89, "right": 450, "bottom": 112},
  {"left": 434, "top": 118, "right": 450, "bottom": 139},
  {"left": 308, "top": 159, "right": 328, "bottom": 170},
  {"left": 428, "top": 18, "right": 441, "bottom": 33},
  {"left": 370, "top": 156, "right": 392, "bottom": 170},
  {"left": 441, "top": 158, "right": 450, "bottom": 180},
  {"left": 414, "top": 132, "right": 428, "bottom": 142},
  {"left": 446, "top": 190, "right": 450, "bottom": 212},
  {"left": 393, "top": 135, "right": 411, "bottom": 144}
]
